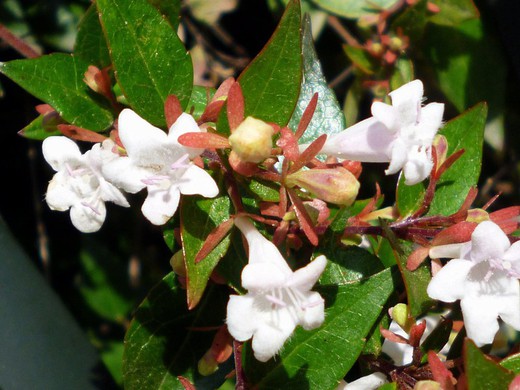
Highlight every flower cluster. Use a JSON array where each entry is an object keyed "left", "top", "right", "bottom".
[{"left": 42, "top": 109, "right": 219, "bottom": 232}]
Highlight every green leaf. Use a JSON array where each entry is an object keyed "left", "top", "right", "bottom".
[
  {"left": 344, "top": 45, "right": 377, "bottom": 75},
  {"left": 18, "top": 114, "right": 62, "bottom": 140},
  {"left": 187, "top": 85, "right": 215, "bottom": 119},
  {"left": 181, "top": 189, "right": 232, "bottom": 309},
  {"left": 396, "top": 175, "right": 426, "bottom": 218},
  {"left": 0, "top": 54, "right": 113, "bottom": 131},
  {"left": 74, "top": 5, "right": 111, "bottom": 68},
  {"left": 235, "top": 0, "right": 302, "bottom": 127},
  {"left": 123, "top": 273, "right": 229, "bottom": 389},
  {"left": 246, "top": 178, "right": 280, "bottom": 202},
  {"left": 96, "top": 0, "right": 193, "bottom": 126},
  {"left": 391, "top": 0, "right": 429, "bottom": 41},
  {"left": 148, "top": 0, "right": 181, "bottom": 29},
  {"left": 465, "top": 339, "right": 515, "bottom": 390},
  {"left": 313, "top": 0, "right": 399, "bottom": 19},
  {"left": 389, "top": 56, "right": 414, "bottom": 91},
  {"left": 501, "top": 353, "right": 520, "bottom": 373},
  {"left": 428, "top": 103, "right": 487, "bottom": 216},
  {"left": 423, "top": 19, "right": 505, "bottom": 121},
  {"left": 289, "top": 15, "right": 345, "bottom": 145},
  {"left": 244, "top": 268, "right": 395, "bottom": 389},
  {"left": 388, "top": 235, "right": 434, "bottom": 317},
  {"left": 428, "top": 0, "right": 479, "bottom": 27},
  {"left": 215, "top": 230, "right": 248, "bottom": 293}
]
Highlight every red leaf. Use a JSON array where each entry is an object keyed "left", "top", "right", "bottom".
[
  {"left": 290, "top": 134, "right": 327, "bottom": 173},
  {"left": 35, "top": 104, "right": 54, "bottom": 115},
  {"left": 177, "top": 376, "right": 196, "bottom": 390},
  {"left": 380, "top": 327, "right": 409, "bottom": 344},
  {"left": 406, "top": 246, "right": 430, "bottom": 271},
  {"left": 165, "top": 95, "right": 183, "bottom": 128},
  {"left": 57, "top": 124, "right": 107, "bottom": 143},
  {"left": 177, "top": 132, "right": 230, "bottom": 149},
  {"left": 431, "top": 221, "right": 476, "bottom": 246},
  {"left": 212, "top": 77, "right": 235, "bottom": 102},
  {"left": 409, "top": 320, "right": 426, "bottom": 347},
  {"left": 227, "top": 82, "right": 244, "bottom": 131},
  {"left": 276, "top": 127, "right": 300, "bottom": 161},
  {"left": 295, "top": 93, "right": 318, "bottom": 140},
  {"left": 491, "top": 206, "right": 520, "bottom": 234},
  {"left": 195, "top": 219, "right": 235, "bottom": 263},
  {"left": 427, "top": 351, "right": 455, "bottom": 390},
  {"left": 287, "top": 188, "right": 318, "bottom": 245}
]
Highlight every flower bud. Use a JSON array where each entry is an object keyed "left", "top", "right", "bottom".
[
  {"left": 228, "top": 116, "right": 274, "bottom": 163},
  {"left": 390, "top": 303, "right": 414, "bottom": 333},
  {"left": 286, "top": 167, "right": 360, "bottom": 206},
  {"left": 169, "top": 250, "right": 186, "bottom": 277}
]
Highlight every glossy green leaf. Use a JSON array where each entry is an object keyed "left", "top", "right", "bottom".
[
  {"left": 237, "top": 0, "right": 302, "bottom": 126},
  {"left": 344, "top": 80, "right": 362, "bottom": 127},
  {"left": 74, "top": 5, "right": 111, "bottom": 68},
  {"left": 429, "top": 0, "right": 479, "bottom": 27},
  {"left": 313, "top": 0, "right": 399, "bottom": 19},
  {"left": 148, "top": 0, "right": 181, "bottom": 29},
  {"left": 215, "top": 230, "right": 248, "bottom": 293},
  {"left": 181, "top": 189, "right": 232, "bottom": 308},
  {"left": 289, "top": 15, "right": 345, "bottom": 145},
  {"left": 396, "top": 174, "right": 426, "bottom": 217},
  {"left": 362, "top": 310, "right": 389, "bottom": 356},
  {"left": 423, "top": 19, "right": 505, "bottom": 121},
  {"left": 0, "top": 54, "right": 113, "bottom": 131},
  {"left": 123, "top": 273, "right": 229, "bottom": 389},
  {"left": 244, "top": 268, "right": 396, "bottom": 389},
  {"left": 97, "top": 0, "right": 193, "bottom": 126},
  {"left": 465, "top": 340, "right": 515, "bottom": 390},
  {"left": 428, "top": 103, "right": 487, "bottom": 216},
  {"left": 500, "top": 353, "right": 520, "bottom": 373},
  {"left": 389, "top": 56, "right": 414, "bottom": 91},
  {"left": 389, "top": 235, "right": 434, "bottom": 317},
  {"left": 18, "top": 114, "right": 61, "bottom": 140},
  {"left": 391, "top": 0, "right": 428, "bottom": 41},
  {"left": 246, "top": 178, "right": 280, "bottom": 202},
  {"left": 187, "top": 85, "right": 215, "bottom": 119}
]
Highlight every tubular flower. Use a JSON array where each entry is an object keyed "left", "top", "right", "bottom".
[
  {"left": 427, "top": 221, "right": 520, "bottom": 346},
  {"left": 42, "top": 136, "right": 129, "bottom": 233},
  {"left": 318, "top": 80, "right": 444, "bottom": 185},
  {"left": 103, "top": 109, "right": 219, "bottom": 225},
  {"left": 226, "top": 217, "right": 327, "bottom": 362}
]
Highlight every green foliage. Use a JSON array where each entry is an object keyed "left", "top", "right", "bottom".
[
  {"left": 18, "top": 114, "right": 61, "bottom": 140},
  {"left": 465, "top": 340, "right": 516, "bottom": 390},
  {"left": 96, "top": 0, "right": 192, "bottom": 126},
  {"left": 0, "top": 54, "right": 113, "bottom": 130},
  {"left": 289, "top": 15, "right": 345, "bottom": 144},
  {"left": 243, "top": 268, "right": 396, "bottom": 389},
  {"left": 312, "top": 0, "right": 399, "bottom": 19},
  {"left": 123, "top": 273, "right": 229, "bottom": 389}
]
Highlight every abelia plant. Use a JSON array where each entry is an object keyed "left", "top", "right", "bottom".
[{"left": 2, "top": 0, "right": 520, "bottom": 388}]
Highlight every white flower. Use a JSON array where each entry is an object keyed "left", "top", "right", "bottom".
[
  {"left": 427, "top": 221, "right": 520, "bottom": 346},
  {"left": 103, "top": 109, "right": 219, "bottom": 225},
  {"left": 42, "top": 136, "right": 129, "bottom": 233},
  {"left": 318, "top": 80, "right": 444, "bottom": 185},
  {"left": 226, "top": 217, "right": 327, "bottom": 362},
  {"left": 336, "top": 373, "right": 387, "bottom": 390}
]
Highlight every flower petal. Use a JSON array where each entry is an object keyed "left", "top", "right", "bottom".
[
  {"left": 117, "top": 109, "right": 169, "bottom": 163},
  {"left": 319, "top": 117, "right": 394, "bottom": 162},
  {"left": 385, "top": 138, "right": 408, "bottom": 175},
  {"left": 42, "top": 136, "right": 82, "bottom": 171},
  {"left": 102, "top": 157, "right": 148, "bottom": 193},
  {"left": 502, "top": 241, "right": 520, "bottom": 267},
  {"left": 389, "top": 80, "right": 423, "bottom": 126},
  {"left": 178, "top": 165, "right": 219, "bottom": 198},
  {"left": 460, "top": 296, "right": 500, "bottom": 346},
  {"left": 234, "top": 217, "right": 292, "bottom": 274},
  {"left": 70, "top": 201, "right": 106, "bottom": 233},
  {"left": 429, "top": 243, "right": 465, "bottom": 259},
  {"left": 141, "top": 186, "right": 181, "bottom": 225},
  {"left": 251, "top": 310, "right": 296, "bottom": 362},
  {"left": 45, "top": 171, "right": 77, "bottom": 211},
  {"left": 300, "top": 291, "right": 325, "bottom": 330},
  {"left": 99, "top": 179, "right": 130, "bottom": 207},
  {"left": 469, "top": 221, "right": 510, "bottom": 263},
  {"left": 287, "top": 255, "right": 327, "bottom": 291},
  {"left": 419, "top": 102, "right": 444, "bottom": 141},
  {"left": 241, "top": 262, "right": 287, "bottom": 291},
  {"left": 226, "top": 295, "right": 257, "bottom": 342},
  {"left": 427, "top": 259, "right": 473, "bottom": 302},
  {"left": 337, "top": 372, "right": 388, "bottom": 390},
  {"left": 371, "top": 102, "right": 397, "bottom": 132},
  {"left": 402, "top": 147, "right": 433, "bottom": 185},
  {"left": 168, "top": 113, "right": 205, "bottom": 157}
]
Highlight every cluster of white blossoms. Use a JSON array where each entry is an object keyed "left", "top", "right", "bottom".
[
  {"left": 427, "top": 220, "right": 520, "bottom": 346},
  {"left": 42, "top": 109, "right": 219, "bottom": 232},
  {"left": 318, "top": 79, "right": 444, "bottom": 185},
  {"left": 43, "top": 80, "right": 514, "bottom": 362}
]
